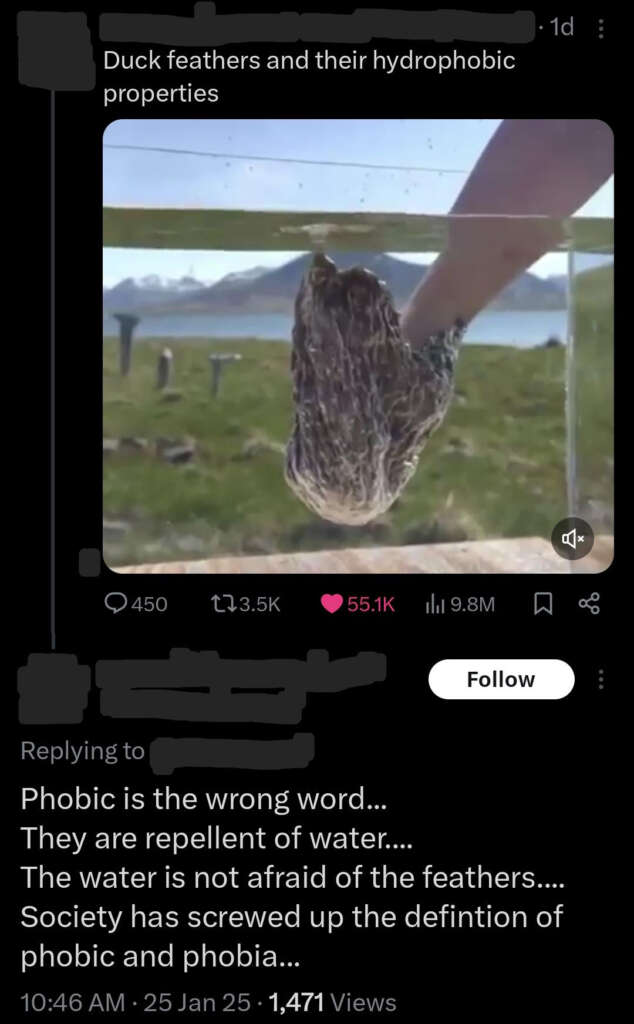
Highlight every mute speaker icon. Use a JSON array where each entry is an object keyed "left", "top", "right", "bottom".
[{"left": 552, "top": 518, "right": 594, "bottom": 560}]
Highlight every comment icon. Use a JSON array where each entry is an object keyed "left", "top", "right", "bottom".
[{"left": 104, "top": 592, "right": 128, "bottom": 614}]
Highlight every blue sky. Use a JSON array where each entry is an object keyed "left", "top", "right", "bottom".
[{"left": 103, "top": 119, "right": 614, "bottom": 285}]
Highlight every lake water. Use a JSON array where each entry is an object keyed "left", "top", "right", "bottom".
[{"left": 103, "top": 309, "right": 568, "bottom": 348}]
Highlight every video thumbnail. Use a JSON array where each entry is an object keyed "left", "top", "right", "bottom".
[{"left": 103, "top": 118, "right": 613, "bottom": 574}]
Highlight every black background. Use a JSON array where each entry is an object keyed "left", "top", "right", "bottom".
[{"left": 13, "top": 2, "right": 615, "bottom": 1019}]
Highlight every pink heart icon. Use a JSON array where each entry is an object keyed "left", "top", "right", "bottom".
[{"left": 321, "top": 593, "right": 344, "bottom": 614}]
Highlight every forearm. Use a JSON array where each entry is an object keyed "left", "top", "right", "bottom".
[
  {"left": 401, "top": 119, "right": 613, "bottom": 344},
  {"left": 401, "top": 216, "right": 563, "bottom": 341}
]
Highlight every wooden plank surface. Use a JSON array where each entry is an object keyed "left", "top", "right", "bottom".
[
  {"left": 114, "top": 536, "right": 613, "bottom": 574},
  {"left": 103, "top": 207, "right": 613, "bottom": 254}
]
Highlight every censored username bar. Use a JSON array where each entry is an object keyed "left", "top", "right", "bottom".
[{"left": 429, "top": 660, "right": 574, "bottom": 699}]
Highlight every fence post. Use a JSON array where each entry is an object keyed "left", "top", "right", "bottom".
[
  {"left": 113, "top": 313, "right": 140, "bottom": 376},
  {"left": 208, "top": 353, "right": 242, "bottom": 397},
  {"left": 156, "top": 346, "right": 173, "bottom": 389}
]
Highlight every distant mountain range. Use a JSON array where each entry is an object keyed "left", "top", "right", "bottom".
[{"left": 103, "top": 252, "right": 568, "bottom": 316}]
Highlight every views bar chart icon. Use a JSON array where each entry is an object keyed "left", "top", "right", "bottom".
[{"left": 426, "top": 593, "right": 446, "bottom": 615}]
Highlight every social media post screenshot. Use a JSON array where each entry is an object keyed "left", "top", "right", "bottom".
[
  {"left": 14, "top": 5, "right": 616, "bottom": 1023},
  {"left": 16, "top": 638, "right": 609, "bottom": 1018}
]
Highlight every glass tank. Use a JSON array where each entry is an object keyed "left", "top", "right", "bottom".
[{"left": 567, "top": 235, "right": 614, "bottom": 572}]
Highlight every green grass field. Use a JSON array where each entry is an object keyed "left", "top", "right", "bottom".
[{"left": 104, "top": 332, "right": 574, "bottom": 566}]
